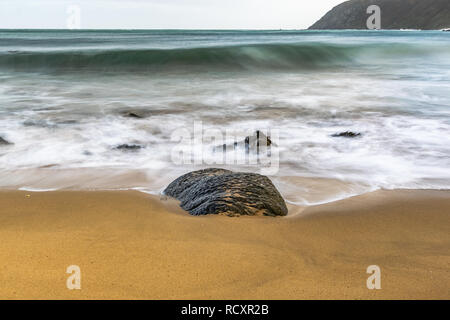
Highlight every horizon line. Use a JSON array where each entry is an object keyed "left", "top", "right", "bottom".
[{"left": 0, "top": 28, "right": 309, "bottom": 31}]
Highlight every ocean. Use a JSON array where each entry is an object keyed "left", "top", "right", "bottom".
[{"left": 0, "top": 29, "right": 449, "bottom": 205}]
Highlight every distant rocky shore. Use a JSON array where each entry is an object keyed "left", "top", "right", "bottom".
[{"left": 309, "top": 0, "right": 450, "bottom": 30}]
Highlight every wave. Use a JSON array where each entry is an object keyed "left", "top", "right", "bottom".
[{"left": 0, "top": 42, "right": 445, "bottom": 72}]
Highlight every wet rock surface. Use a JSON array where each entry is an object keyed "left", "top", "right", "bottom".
[{"left": 164, "top": 168, "right": 288, "bottom": 217}]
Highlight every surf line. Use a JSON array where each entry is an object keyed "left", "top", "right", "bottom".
[{"left": 181, "top": 304, "right": 215, "bottom": 318}]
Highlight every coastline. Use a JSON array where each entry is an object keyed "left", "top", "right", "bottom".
[{"left": 0, "top": 188, "right": 448, "bottom": 299}]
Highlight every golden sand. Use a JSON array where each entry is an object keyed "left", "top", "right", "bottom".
[{"left": 0, "top": 189, "right": 448, "bottom": 299}]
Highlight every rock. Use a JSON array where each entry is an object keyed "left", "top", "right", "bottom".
[
  {"left": 114, "top": 144, "right": 143, "bottom": 151},
  {"left": 331, "top": 131, "right": 362, "bottom": 138},
  {"left": 309, "top": 0, "right": 450, "bottom": 30},
  {"left": 120, "top": 109, "right": 153, "bottom": 119},
  {"left": 39, "top": 164, "right": 58, "bottom": 169},
  {"left": 164, "top": 168, "right": 288, "bottom": 217},
  {"left": 0, "top": 137, "right": 12, "bottom": 145},
  {"left": 214, "top": 130, "right": 275, "bottom": 155},
  {"left": 120, "top": 108, "right": 183, "bottom": 119},
  {"left": 122, "top": 111, "right": 145, "bottom": 119}
]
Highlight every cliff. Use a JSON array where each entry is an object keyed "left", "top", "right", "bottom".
[{"left": 309, "top": 0, "right": 450, "bottom": 30}]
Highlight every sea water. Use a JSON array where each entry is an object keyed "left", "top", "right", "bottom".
[{"left": 0, "top": 29, "right": 449, "bottom": 204}]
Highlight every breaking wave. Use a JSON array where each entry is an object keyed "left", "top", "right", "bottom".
[{"left": 0, "top": 42, "right": 445, "bottom": 72}]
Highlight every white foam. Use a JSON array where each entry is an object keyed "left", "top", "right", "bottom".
[{"left": 18, "top": 187, "right": 59, "bottom": 192}]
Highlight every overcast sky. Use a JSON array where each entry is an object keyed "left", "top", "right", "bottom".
[{"left": 0, "top": 0, "right": 344, "bottom": 29}]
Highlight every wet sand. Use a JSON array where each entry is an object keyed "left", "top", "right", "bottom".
[{"left": 0, "top": 189, "right": 448, "bottom": 299}]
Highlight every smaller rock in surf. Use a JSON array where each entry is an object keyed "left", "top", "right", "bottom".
[
  {"left": 331, "top": 131, "right": 362, "bottom": 138},
  {"left": 114, "top": 144, "right": 144, "bottom": 151},
  {"left": 120, "top": 109, "right": 152, "bottom": 119},
  {"left": 214, "top": 130, "right": 275, "bottom": 154},
  {"left": 0, "top": 137, "right": 13, "bottom": 145},
  {"left": 123, "top": 112, "right": 145, "bottom": 119}
]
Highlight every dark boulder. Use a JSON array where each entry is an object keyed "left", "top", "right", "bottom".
[
  {"left": 0, "top": 137, "right": 12, "bottom": 145},
  {"left": 164, "top": 168, "right": 288, "bottom": 217},
  {"left": 331, "top": 131, "right": 362, "bottom": 138}
]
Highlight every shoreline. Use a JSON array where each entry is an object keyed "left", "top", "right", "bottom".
[
  {"left": 0, "top": 188, "right": 449, "bottom": 299},
  {"left": 3, "top": 166, "right": 448, "bottom": 207}
]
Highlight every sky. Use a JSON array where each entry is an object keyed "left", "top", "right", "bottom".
[{"left": 0, "top": 0, "right": 344, "bottom": 29}]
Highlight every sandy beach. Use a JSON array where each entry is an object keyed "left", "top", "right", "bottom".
[{"left": 0, "top": 189, "right": 448, "bottom": 300}]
